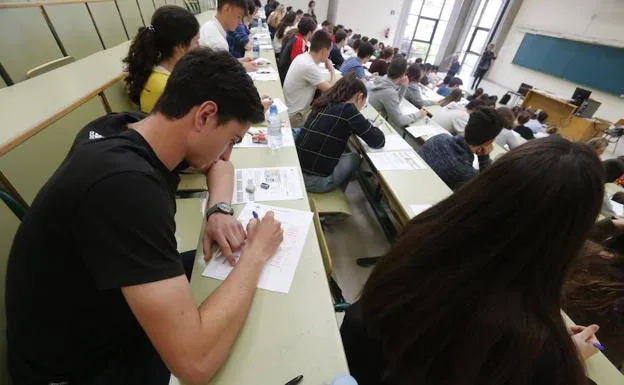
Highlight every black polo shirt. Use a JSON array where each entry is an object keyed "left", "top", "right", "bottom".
[{"left": 6, "top": 114, "right": 185, "bottom": 384}]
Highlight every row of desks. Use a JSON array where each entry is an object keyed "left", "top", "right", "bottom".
[
  {"left": 354, "top": 80, "right": 623, "bottom": 384},
  {"left": 177, "top": 30, "right": 349, "bottom": 385},
  {"left": 0, "top": 12, "right": 348, "bottom": 385}
]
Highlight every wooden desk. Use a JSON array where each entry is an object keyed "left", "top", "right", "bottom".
[
  {"left": 181, "top": 35, "right": 348, "bottom": 385},
  {"left": 521, "top": 89, "right": 611, "bottom": 142}
]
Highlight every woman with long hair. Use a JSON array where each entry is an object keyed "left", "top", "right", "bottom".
[
  {"left": 123, "top": 5, "right": 199, "bottom": 113},
  {"left": 295, "top": 73, "right": 385, "bottom": 193},
  {"left": 341, "top": 136, "right": 605, "bottom": 385},
  {"left": 564, "top": 241, "right": 624, "bottom": 366},
  {"left": 272, "top": 10, "right": 296, "bottom": 54},
  {"left": 267, "top": 4, "right": 286, "bottom": 39},
  {"left": 438, "top": 88, "right": 463, "bottom": 107}
]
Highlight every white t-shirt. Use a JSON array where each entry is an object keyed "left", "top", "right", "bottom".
[
  {"left": 283, "top": 52, "right": 325, "bottom": 114},
  {"left": 199, "top": 18, "right": 229, "bottom": 51},
  {"left": 432, "top": 102, "right": 469, "bottom": 135},
  {"left": 525, "top": 118, "right": 546, "bottom": 134}
]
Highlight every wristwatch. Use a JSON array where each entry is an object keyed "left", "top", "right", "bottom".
[{"left": 205, "top": 202, "right": 234, "bottom": 219}]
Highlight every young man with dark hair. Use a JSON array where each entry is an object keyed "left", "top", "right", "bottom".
[
  {"left": 369, "top": 57, "right": 426, "bottom": 131},
  {"left": 418, "top": 107, "right": 504, "bottom": 190},
  {"left": 329, "top": 29, "right": 348, "bottom": 69},
  {"left": 340, "top": 41, "right": 374, "bottom": 79},
  {"left": 278, "top": 16, "right": 317, "bottom": 81},
  {"left": 284, "top": 30, "right": 335, "bottom": 128},
  {"left": 6, "top": 49, "right": 283, "bottom": 385},
  {"left": 437, "top": 76, "right": 463, "bottom": 96},
  {"left": 321, "top": 19, "right": 333, "bottom": 34},
  {"left": 295, "top": 8, "right": 304, "bottom": 22},
  {"left": 200, "top": 0, "right": 257, "bottom": 71}
]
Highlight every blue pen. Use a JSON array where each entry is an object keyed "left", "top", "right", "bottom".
[
  {"left": 592, "top": 341, "right": 606, "bottom": 351},
  {"left": 252, "top": 211, "right": 259, "bottom": 219}
]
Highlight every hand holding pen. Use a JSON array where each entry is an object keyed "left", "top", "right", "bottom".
[{"left": 569, "top": 324, "right": 604, "bottom": 360}]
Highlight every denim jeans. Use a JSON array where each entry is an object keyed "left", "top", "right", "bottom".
[{"left": 303, "top": 153, "right": 361, "bottom": 193}]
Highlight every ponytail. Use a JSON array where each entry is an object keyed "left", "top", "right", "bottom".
[
  {"left": 123, "top": 26, "right": 159, "bottom": 104},
  {"left": 122, "top": 5, "right": 199, "bottom": 105}
]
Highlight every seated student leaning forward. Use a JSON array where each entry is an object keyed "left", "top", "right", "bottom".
[
  {"left": 296, "top": 73, "right": 385, "bottom": 193},
  {"left": 6, "top": 48, "right": 284, "bottom": 385},
  {"left": 123, "top": 5, "right": 200, "bottom": 113},
  {"left": 418, "top": 107, "right": 503, "bottom": 190},
  {"left": 341, "top": 136, "right": 605, "bottom": 385}
]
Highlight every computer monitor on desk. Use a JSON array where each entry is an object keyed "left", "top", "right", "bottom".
[
  {"left": 571, "top": 87, "right": 592, "bottom": 106},
  {"left": 517, "top": 83, "right": 533, "bottom": 96}
]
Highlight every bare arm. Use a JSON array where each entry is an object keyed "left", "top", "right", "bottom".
[
  {"left": 123, "top": 213, "right": 283, "bottom": 385},
  {"left": 203, "top": 160, "right": 247, "bottom": 264}
]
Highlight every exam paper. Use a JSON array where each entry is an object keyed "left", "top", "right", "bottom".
[
  {"left": 235, "top": 126, "right": 295, "bottom": 148},
  {"left": 359, "top": 134, "right": 413, "bottom": 153},
  {"left": 410, "top": 204, "right": 432, "bottom": 217},
  {"left": 368, "top": 151, "right": 427, "bottom": 171},
  {"left": 406, "top": 124, "right": 450, "bottom": 139},
  {"left": 202, "top": 203, "right": 313, "bottom": 293},
  {"left": 249, "top": 68, "right": 279, "bottom": 81},
  {"left": 233, "top": 167, "right": 304, "bottom": 204},
  {"left": 260, "top": 44, "right": 274, "bottom": 51},
  {"left": 611, "top": 200, "right": 624, "bottom": 217}
]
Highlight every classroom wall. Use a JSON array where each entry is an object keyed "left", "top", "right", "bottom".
[
  {"left": 334, "top": 0, "right": 405, "bottom": 44},
  {"left": 283, "top": 0, "right": 328, "bottom": 20},
  {"left": 487, "top": 0, "right": 624, "bottom": 122}
]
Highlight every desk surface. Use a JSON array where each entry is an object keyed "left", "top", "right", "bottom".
[
  {"left": 359, "top": 105, "right": 452, "bottom": 225},
  {"left": 0, "top": 10, "right": 217, "bottom": 157},
  {"left": 183, "top": 35, "right": 348, "bottom": 385},
  {"left": 0, "top": 41, "right": 129, "bottom": 156}
]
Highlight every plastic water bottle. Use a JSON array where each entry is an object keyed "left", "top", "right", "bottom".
[
  {"left": 267, "top": 104, "right": 282, "bottom": 151},
  {"left": 252, "top": 37, "right": 260, "bottom": 58}
]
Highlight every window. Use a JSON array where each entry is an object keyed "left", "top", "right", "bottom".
[
  {"left": 401, "top": 0, "right": 457, "bottom": 64},
  {"left": 459, "top": 0, "right": 507, "bottom": 78}
]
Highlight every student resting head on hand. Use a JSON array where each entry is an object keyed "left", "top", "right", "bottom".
[
  {"left": 123, "top": 5, "right": 199, "bottom": 113},
  {"left": 342, "top": 136, "right": 605, "bottom": 385},
  {"left": 420, "top": 107, "right": 503, "bottom": 189},
  {"left": 368, "top": 57, "right": 427, "bottom": 131}
]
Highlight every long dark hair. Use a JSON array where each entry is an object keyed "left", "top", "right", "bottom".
[
  {"left": 360, "top": 137, "right": 604, "bottom": 385},
  {"left": 123, "top": 5, "right": 199, "bottom": 104},
  {"left": 439, "top": 88, "right": 463, "bottom": 107},
  {"left": 276, "top": 11, "right": 296, "bottom": 39},
  {"left": 311, "top": 73, "right": 367, "bottom": 113}
]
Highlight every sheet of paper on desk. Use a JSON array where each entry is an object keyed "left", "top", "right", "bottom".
[
  {"left": 260, "top": 44, "right": 274, "bottom": 51},
  {"left": 407, "top": 124, "right": 449, "bottom": 139},
  {"left": 249, "top": 69, "right": 279, "bottom": 81},
  {"left": 410, "top": 204, "right": 432, "bottom": 217},
  {"left": 368, "top": 151, "right": 427, "bottom": 171},
  {"left": 611, "top": 200, "right": 624, "bottom": 216},
  {"left": 202, "top": 203, "right": 313, "bottom": 293},
  {"left": 236, "top": 127, "right": 295, "bottom": 148},
  {"left": 233, "top": 167, "right": 304, "bottom": 204},
  {"left": 400, "top": 104, "right": 419, "bottom": 115},
  {"left": 360, "top": 134, "right": 413, "bottom": 153}
]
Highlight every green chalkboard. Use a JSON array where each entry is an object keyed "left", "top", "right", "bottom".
[{"left": 512, "top": 33, "right": 624, "bottom": 96}]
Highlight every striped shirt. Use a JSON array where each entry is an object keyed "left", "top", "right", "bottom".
[
  {"left": 296, "top": 103, "right": 385, "bottom": 176},
  {"left": 339, "top": 57, "right": 366, "bottom": 79}
]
